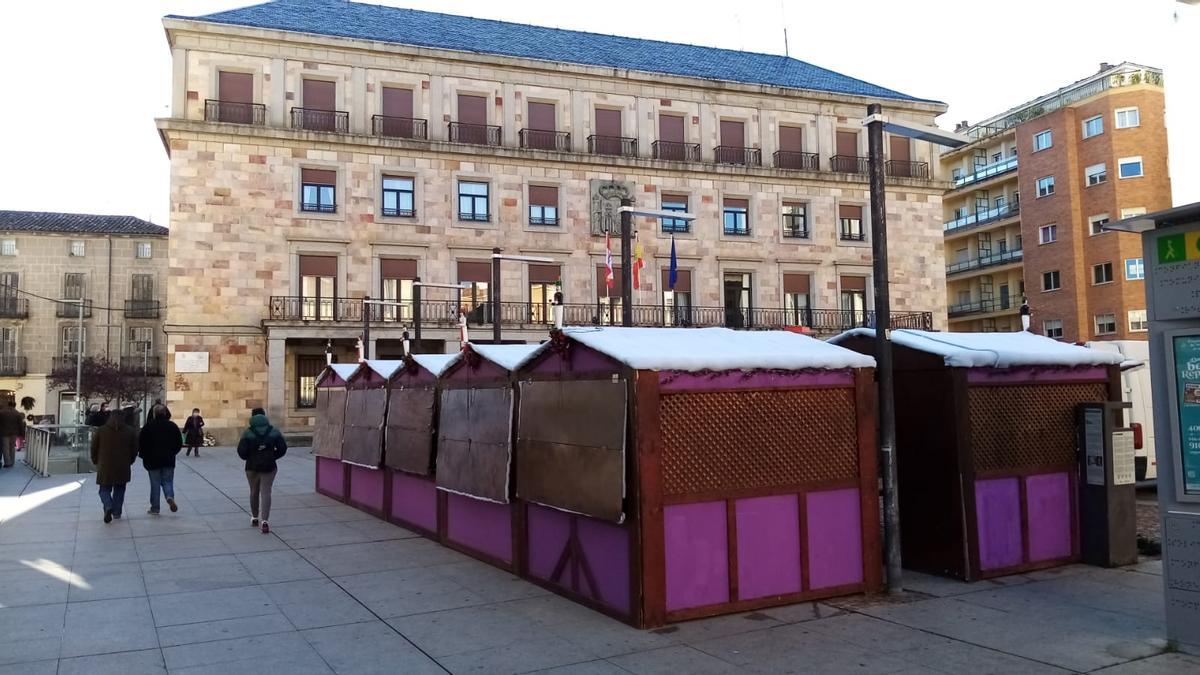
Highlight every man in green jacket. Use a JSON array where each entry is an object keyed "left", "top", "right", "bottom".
[{"left": 236, "top": 408, "right": 287, "bottom": 534}]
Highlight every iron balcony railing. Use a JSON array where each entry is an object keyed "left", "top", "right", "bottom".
[
  {"left": 840, "top": 227, "right": 866, "bottom": 242},
  {"left": 782, "top": 214, "right": 809, "bottom": 239},
  {"left": 51, "top": 356, "right": 83, "bottom": 373},
  {"left": 519, "top": 129, "right": 571, "bottom": 151},
  {"left": 124, "top": 299, "right": 160, "bottom": 319},
  {"left": 652, "top": 140, "right": 701, "bottom": 162},
  {"left": 0, "top": 356, "right": 25, "bottom": 376},
  {"left": 448, "top": 122, "right": 502, "bottom": 146},
  {"left": 830, "top": 155, "right": 870, "bottom": 174},
  {"left": 55, "top": 300, "right": 92, "bottom": 318},
  {"left": 774, "top": 150, "right": 819, "bottom": 171},
  {"left": 266, "top": 296, "right": 933, "bottom": 334},
  {"left": 0, "top": 296, "right": 28, "bottom": 319},
  {"left": 119, "top": 355, "right": 163, "bottom": 375},
  {"left": 946, "top": 247, "right": 1024, "bottom": 276},
  {"left": 290, "top": 107, "right": 349, "bottom": 133},
  {"left": 372, "top": 115, "right": 428, "bottom": 139},
  {"left": 204, "top": 99, "right": 266, "bottom": 125},
  {"left": 885, "top": 160, "right": 930, "bottom": 180},
  {"left": 944, "top": 200, "right": 1021, "bottom": 232},
  {"left": 948, "top": 300, "right": 996, "bottom": 317},
  {"left": 587, "top": 135, "right": 638, "bottom": 157},
  {"left": 952, "top": 155, "right": 1018, "bottom": 189},
  {"left": 714, "top": 146, "right": 763, "bottom": 166}
]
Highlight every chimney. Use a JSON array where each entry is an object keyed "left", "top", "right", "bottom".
[
  {"left": 1099, "top": 62, "right": 1111, "bottom": 73},
  {"left": 954, "top": 120, "right": 969, "bottom": 132}
]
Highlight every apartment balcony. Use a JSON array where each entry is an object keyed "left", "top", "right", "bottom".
[
  {"left": 886, "top": 160, "right": 930, "bottom": 180},
  {"left": 830, "top": 155, "right": 870, "bottom": 174},
  {"left": 952, "top": 155, "right": 1018, "bottom": 189},
  {"left": 652, "top": 140, "right": 701, "bottom": 162},
  {"left": 0, "top": 297, "right": 28, "bottom": 319},
  {"left": 448, "top": 121, "right": 502, "bottom": 146},
  {"left": 124, "top": 300, "right": 161, "bottom": 320},
  {"left": 587, "top": 135, "right": 637, "bottom": 157},
  {"left": 714, "top": 146, "right": 762, "bottom": 166},
  {"left": 290, "top": 107, "right": 350, "bottom": 133},
  {"left": 773, "top": 150, "right": 819, "bottom": 171},
  {"left": 119, "top": 355, "right": 163, "bottom": 376},
  {"left": 372, "top": 115, "right": 428, "bottom": 139},
  {"left": 51, "top": 356, "right": 81, "bottom": 373},
  {"left": 204, "top": 99, "right": 266, "bottom": 126},
  {"left": 55, "top": 300, "right": 92, "bottom": 319},
  {"left": 0, "top": 356, "right": 25, "bottom": 377},
  {"left": 946, "top": 247, "right": 1024, "bottom": 276},
  {"left": 519, "top": 129, "right": 571, "bottom": 152},
  {"left": 948, "top": 300, "right": 1000, "bottom": 317},
  {"left": 944, "top": 200, "right": 1021, "bottom": 233}
]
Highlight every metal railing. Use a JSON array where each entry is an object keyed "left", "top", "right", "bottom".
[
  {"left": 948, "top": 300, "right": 996, "bottom": 317},
  {"left": 119, "top": 355, "right": 163, "bottom": 375},
  {"left": 448, "top": 122, "right": 502, "bottom": 146},
  {"left": 714, "top": 146, "right": 762, "bottom": 166},
  {"left": 952, "top": 155, "right": 1018, "bottom": 189},
  {"left": 652, "top": 140, "right": 701, "bottom": 162},
  {"left": 24, "top": 426, "right": 51, "bottom": 476},
  {"left": 519, "top": 129, "right": 571, "bottom": 151},
  {"left": 840, "top": 227, "right": 866, "bottom": 242},
  {"left": 946, "top": 247, "right": 1024, "bottom": 275},
  {"left": 587, "top": 135, "right": 638, "bottom": 157},
  {"left": 943, "top": 200, "right": 1020, "bottom": 232},
  {"left": 830, "top": 155, "right": 870, "bottom": 174},
  {"left": 372, "top": 115, "right": 428, "bottom": 139},
  {"left": 51, "top": 356, "right": 81, "bottom": 372},
  {"left": 0, "top": 356, "right": 26, "bottom": 376},
  {"left": 55, "top": 300, "right": 92, "bottom": 318},
  {"left": 204, "top": 99, "right": 266, "bottom": 125},
  {"left": 886, "top": 160, "right": 930, "bottom": 180},
  {"left": 0, "top": 296, "right": 28, "bottom": 319},
  {"left": 124, "top": 299, "right": 160, "bottom": 319},
  {"left": 782, "top": 214, "right": 809, "bottom": 239},
  {"left": 23, "top": 425, "right": 93, "bottom": 477},
  {"left": 774, "top": 150, "right": 819, "bottom": 171},
  {"left": 290, "top": 107, "right": 349, "bottom": 133}
]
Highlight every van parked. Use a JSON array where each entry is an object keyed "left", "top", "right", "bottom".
[{"left": 1086, "top": 340, "right": 1156, "bottom": 481}]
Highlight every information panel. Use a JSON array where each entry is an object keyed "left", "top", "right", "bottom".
[
  {"left": 1173, "top": 335, "right": 1200, "bottom": 495},
  {"left": 1082, "top": 406, "right": 1106, "bottom": 486},
  {"left": 1112, "top": 430, "right": 1136, "bottom": 486}
]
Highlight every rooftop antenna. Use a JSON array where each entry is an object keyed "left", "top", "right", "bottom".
[{"left": 781, "top": 1, "right": 789, "bottom": 57}]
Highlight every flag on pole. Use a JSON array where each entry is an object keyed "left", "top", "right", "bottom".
[
  {"left": 668, "top": 235, "right": 678, "bottom": 290},
  {"left": 604, "top": 232, "right": 614, "bottom": 297},
  {"left": 632, "top": 234, "right": 645, "bottom": 290}
]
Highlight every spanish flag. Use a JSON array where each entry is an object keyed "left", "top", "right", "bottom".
[{"left": 632, "top": 234, "right": 645, "bottom": 290}]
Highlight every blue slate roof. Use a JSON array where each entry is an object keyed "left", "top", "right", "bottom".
[
  {"left": 0, "top": 211, "right": 168, "bottom": 236},
  {"left": 170, "top": 0, "right": 936, "bottom": 104}
]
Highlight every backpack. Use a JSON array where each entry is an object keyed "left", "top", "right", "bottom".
[{"left": 249, "top": 435, "right": 275, "bottom": 472}]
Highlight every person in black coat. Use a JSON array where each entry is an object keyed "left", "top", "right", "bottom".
[
  {"left": 138, "top": 404, "right": 182, "bottom": 515},
  {"left": 236, "top": 410, "right": 287, "bottom": 534}
]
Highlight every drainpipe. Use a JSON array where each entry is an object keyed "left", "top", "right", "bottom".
[{"left": 106, "top": 236, "right": 113, "bottom": 361}]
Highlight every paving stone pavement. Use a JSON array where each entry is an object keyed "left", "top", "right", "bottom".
[{"left": 0, "top": 448, "right": 1195, "bottom": 674}]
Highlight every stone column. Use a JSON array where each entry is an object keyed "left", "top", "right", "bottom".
[
  {"left": 269, "top": 58, "right": 286, "bottom": 127},
  {"left": 815, "top": 112, "right": 834, "bottom": 171},
  {"left": 350, "top": 67, "right": 366, "bottom": 134},
  {"left": 502, "top": 83, "right": 516, "bottom": 147},
  {"left": 698, "top": 103, "right": 713, "bottom": 162},
  {"left": 267, "top": 337, "right": 286, "bottom": 423},
  {"left": 570, "top": 90, "right": 586, "bottom": 152},
  {"left": 171, "top": 48, "right": 188, "bottom": 119},
  {"left": 429, "top": 76, "right": 445, "bottom": 141},
  {"left": 635, "top": 97, "right": 651, "bottom": 158}
]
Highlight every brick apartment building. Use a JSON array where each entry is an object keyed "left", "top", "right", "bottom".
[
  {"left": 158, "top": 0, "right": 952, "bottom": 439},
  {"left": 940, "top": 62, "right": 1170, "bottom": 340}
]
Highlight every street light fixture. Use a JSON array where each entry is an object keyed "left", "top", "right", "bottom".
[
  {"left": 490, "top": 251, "right": 556, "bottom": 343},
  {"left": 863, "top": 103, "right": 966, "bottom": 594},
  {"left": 615, "top": 204, "right": 697, "bottom": 327}
]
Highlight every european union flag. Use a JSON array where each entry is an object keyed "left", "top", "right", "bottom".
[{"left": 668, "top": 236, "right": 678, "bottom": 290}]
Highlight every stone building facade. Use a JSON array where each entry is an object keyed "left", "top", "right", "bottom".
[
  {"left": 159, "top": 0, "right": 951, "bottom": 439},
  {"left": 0, "top": 211, "right": 168, "bottom": 422}
]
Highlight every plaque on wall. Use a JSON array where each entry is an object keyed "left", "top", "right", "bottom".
[
  {"left": 589, "top": 179, "right": 635, "bottom": 236},
  {"left": 174, "top": 352, "right": 210, "bottom": 374}
]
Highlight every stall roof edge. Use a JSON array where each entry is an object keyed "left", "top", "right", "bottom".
[
  {"left": 317, "top": 362, "right": 362, "bottom": 385},
  {"left": 829, "top": 328, "right": 1125, "bottom": 369},
  {"left": 412, "top": 353, "right": 459, "bottom": 377}
]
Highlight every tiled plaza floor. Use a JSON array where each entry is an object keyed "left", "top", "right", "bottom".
[{"left": 0, "top": 448, "right": 1194, "bottom": 674}]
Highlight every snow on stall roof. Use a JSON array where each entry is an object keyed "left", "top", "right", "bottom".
[
  {"left": 318, "top": 362, "right": 361, "bottom": 385},
  {"left": 555, "top": 326, "right": 874, "bottom": 371},
  {"left": 467, "top": 343, "right": 543, "bottom": 371},
  {"left": 360, "top": 360, "right": 406, "bottom": 380},
  {"left": 829, "top": 329, "right": 1125, "bottom": 368},
  {"left": 413, "top": 354, "right": 458, "bottom": 377}
]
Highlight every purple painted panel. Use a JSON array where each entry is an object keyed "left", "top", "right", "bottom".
[
  {"left": 348, "top": 465, "right": 385, "bottom": 511},
  {"left": 664, "top": 501, "right": 729, "bottom": 611},
  {"left": 316, "top": 457, "right": 345, "bottom": 497},
  {"left": 526, "top": 504, "right": 571, "bottom": 582},
  {"left": 445, "top": 492, "right": 513, "bottom": 564},
  {"left": 442, "top": 357, "right": 508, "bottom": 383},
  {"left": 975, "top": 478, "right": 1024, "bottom": 570},
  {"left": 1026, "top": 472, "right": 1073, "bottom": 562},
  {"left": 523, "top": 343, "right": 621, "bottom": 377},
  {"left": 389, "top": 368, "right": 436, "bottom": 387},
  {"left": 578, "top": 515, "right": 631, "bottom": 613},
  {"left": 806, "top": 488, "right": 864, "bottom": 589},
  {"left": 966, "top": 366, "right": 1108, "bottom": 385},
  {"left": 391, "top": 471, "right": 438, "bottom": 532},
  {"left": 659, "top": 369, "right": 853, "bottom": 392},
  {"left": 736, "top": 494, "right": 802, "bottom": 599},
  {"left": 349, "top": 370, "right": 388, "bottom": 389}
]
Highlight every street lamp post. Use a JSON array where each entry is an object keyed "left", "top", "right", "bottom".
[
  {"left": 614, "top": 205, "right": 697, "bottom": 328},
  {"left": 489, "top": 252, "right": 555, "bottom": 342},
  {"left": 412, "top": 280, "right": 471, "bottom": 346}
]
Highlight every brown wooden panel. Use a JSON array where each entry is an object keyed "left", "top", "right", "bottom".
[
  {"left": 660, "top": 269, "right": 691, "bottom": 293},
  {"left": 457, "top": 261, "right": 491, "bottom": 283},
  {"left": 889, "top": 136, "right": 910, "bottom": 162},
  {"left": 528, "top": 264, "right": 560, "bottom": 284},
  {"left": 839, "top": 204, "right": 862, "bottom": 220},
  {"left": 301, "top": 168, "right": 337, "bottom": 186},
  {"left": 724, "top": 198, "right": 748, "bottom": 210},
  {"left": 968, "top": 382, "right": 1108, "bottom": 474},
  {"left": 341, "top": 388, "right": 388, "bottom": 467},
  {"left": 457, "top": 94, "right": 487, "bottom": 124},
  {"left": 597, "top": 265, "right": 623, "bottom": 296},
  {"left": 384, "top": 387, "right": 436, "bottom": 474},
  {"left": 381, "top": 258, "right": 417, "bottom": 279},
  {"left": 299, "top": 255, "right": 337, "bottom": 277},
  {"left": 382, "top": 86, "right": 413, "bottom": 119},
  {"left": 303, "top": 79, "right": 335, "bottom": 110},
  {"left": 527, "top": 101, "right": 556, "bottom": 131},
  {"left": 779, "top": 125, "right": 803, "bottom": 152},
  {"left": 783, "top": 273, "right": 810, "bottom": 294},
  {"left": 312, "top": 388, "right": 346, "bottom": 459},
  {"left": 836, "top": 130, "right": 858, "bottom": 156},
  {"left": 436, "top": 387, "right": 513, "bottom": 502},
  {"left": 595, "top": 108, "right": 621, "bottom": 137},
  {"left": 840, "top": 275, "right": 866, "bottom": 291},
  {"left": 720, "top": 120, "right": 744, "bottom": 147},
  {"left": 218, "top": 71, "right": 253, "bottom": 104},
  {"left": 659, "top": 114, "right": 684, "bottom": 143},
  {"left": 528, "top": 185, "right": 558, "bottom": 206}
]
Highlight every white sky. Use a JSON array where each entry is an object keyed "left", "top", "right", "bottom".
[{"left": 0, "top": 0, "right": 1194, "bottom": 226}]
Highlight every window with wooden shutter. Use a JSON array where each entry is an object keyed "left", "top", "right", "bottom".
[{"left": 528, "top": 185, "right": 558, "bottom": 225}]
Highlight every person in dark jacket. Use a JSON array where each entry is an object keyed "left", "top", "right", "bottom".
[
  {"left": 86, "top": 402, "right": 110, "bottom": 428},
  {"left": 138, "top": 404, "right": 182, "bottom": 515},
  {"left": 183, "top": 408, "right": 205, "bottom": 457},
  {"left": 90, "top": 410, "right": 138, "bottom": 523},
  {"left": 0, "top": 401, "right": 24, "bottom": 468},
  {"left": 236, "top": 410, "right": 287, "bottom": 534}
]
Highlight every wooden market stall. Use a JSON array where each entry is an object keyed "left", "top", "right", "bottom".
[
  {"left": 313, "top": 363, "right": 360, "bottom": 501},
  {"left": 831, "top": 329, "right": 1124, "bottom": 581},
  {"left": 341, "top": 361, "right": 404, "bottom": 517}
]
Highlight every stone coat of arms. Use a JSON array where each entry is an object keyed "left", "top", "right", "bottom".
[{"left": 589, "top": 179, "right": 634, "bottom": 236}]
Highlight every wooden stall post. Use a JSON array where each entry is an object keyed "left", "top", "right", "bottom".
[
  {"left": 634, "top": 369, "right": 665, "bottom": 628},
  {"left": 853, "top": 368, "right": 882, "bottom": 593}
]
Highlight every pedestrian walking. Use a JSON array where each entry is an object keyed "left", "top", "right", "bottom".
[
  {"left": 90, "top": 408, "right": 139, "bottom": 523},
  {"left": 86, "top": 402, "right": 110, "bottom": 427},
  {"left": 0, "top": 401, "right": 24, "bottom": 468},
  {"left": 236, "top": 408, "right": 287, "bottom": 534},
  {"left": 183, "top": 408, "right": 205, "bottom": 457},
  {"left": 138, "top": 404, "right": 182, "bottom": 515}
]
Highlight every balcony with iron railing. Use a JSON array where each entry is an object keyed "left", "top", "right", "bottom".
[
  {"left": 714, "top": 146, "right": 762, "bottom": 166},
  {"left": 943, "top": 199, "right": 1021, "bottom": 233},
  {"left": 782, "top": 214, "right": 809, "bottom": 239},
  {"left": 119, "top": 355, "right": 163, "bottom": 376},
  {"left": 372, "top": 115, "right": 428, "bottom": 139},
  {"left": 0, "top": 297, "right": 28, "bottom": 319},
  {"left": 946, "top": 247, "right": 1024, "bottom": 276},
  {"left": 51, "top": 356, "right": 82, "bottom": 372},
  {"left": 448, "top": 121, "right": 502, "bottom": 146},
  {"left": 652, "top": 140, "right": 701, "bottom": 162},
  {"left": 519, "top": 129, "right": 571, "bottom": 152},
  {"left": 587, "top": 135, "right": 638, "bottom": 157},
  {"left": 290, "top": 107, "right": 349, "bottom": 133},
  {"left": 886, "top": 160, "right": 930, "bottom": 180},
  {"left": 773, "top": 150, "right": 819, "bottom": 171},
  {"left": 124, "top": 299, "right": 161, "bottom": 320},
  {"left": 55, "top": 300, "right": 92, "bottom": 318},
  {"left": 830, "top": 155, "right": 870, "bottom": 174},
  {"left": 204, "top": 99, "right": 266, "bottom": 125},
  {"left": 951, "top": 155, "right": 1018, "bottom": 189},
  {"left": 0, "top": 356, "right": 25, "bottom": 377},
  {"left": 948, "top": 300, "right": 996, "bottom": 317}
]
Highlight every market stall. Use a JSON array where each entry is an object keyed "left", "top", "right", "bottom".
[
  {"left": 313, "top": 363, "right": 360, "bottom": 501},
  {"left": 342, "top": 360, "right": 403, "bottom": 517}
]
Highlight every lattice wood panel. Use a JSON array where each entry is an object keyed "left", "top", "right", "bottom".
[
  {"left": 659, "top": 388, "right": 859, "bottom": 497},
  {"left": 968, "top": 382, "right": 1108, "bottom": 473}
]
